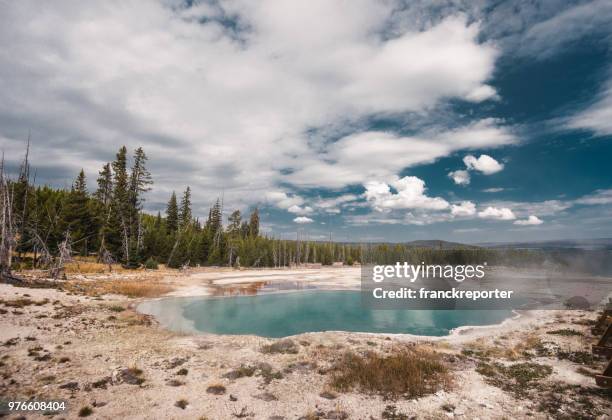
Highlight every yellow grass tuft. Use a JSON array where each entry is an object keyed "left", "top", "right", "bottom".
[
  {"left": 462, "top": 334, "right": 542, "bottom": 361},
  {"left": 63, "top": 261, "right": 131, "bottom": 274},
  {"left": 62, "top": 279, "right": 173, "bottom": 298},
  {"left": 329, "top": 346, "right": 450, "bottom": 399}
]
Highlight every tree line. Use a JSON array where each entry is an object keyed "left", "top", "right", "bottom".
[{"left": 0, "top": 143, "right": 548, "bottom": 275}]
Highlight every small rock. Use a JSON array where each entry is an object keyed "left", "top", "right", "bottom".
[
  {"left": 229, "top": 394, "right": 238, "bottom": 401},
  {"left": 325, "top": 410, "right": 348, "bottom": 420},
  {"left": 319, "top": 391, "right": 337, "bottom": 400},
  {"left": 115, "top": 368, "right": 145, "bottom": 385},
  {"left": 256, "top": 362, "right": 273, "bottom": 372},
  {"left": 92, "top": 377, "right": 111, "bottom": 389},
  {"left": 254, "top": 392, "right": 278, "bottom": 402},
  {"left": 206, "top": 385, "right": 226, "bottom": 395},
  {"left": 166, "top": 379, "right": 185, "bottom": 387},
  {"left": 165, "top": 357, "right": 189, "bottom": 369},
  {"left": 59, "top": 381, "right": 79, "bottom": 391},
  {"left": 441, "top": 403, "right": 455, "bottom": 412}
]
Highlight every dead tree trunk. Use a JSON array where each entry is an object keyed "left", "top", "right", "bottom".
[{"left": 0, "top": 153, "right": 23, "bottom": 284}]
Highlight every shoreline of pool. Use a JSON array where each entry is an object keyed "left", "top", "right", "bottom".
[{"left": 136, "top": 289, "right": 527, "bottom": 343}]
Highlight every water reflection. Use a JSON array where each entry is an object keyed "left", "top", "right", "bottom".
[
  {"left": 139, "top": 290, "right": 512, "bottom": 338},
  {"left": 211, "top": 280, "right": 320, "bottom": 296}
]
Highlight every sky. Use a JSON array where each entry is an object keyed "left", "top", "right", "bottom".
[{"left": 1, "top": 0, "right": 611, "bottom": 243}]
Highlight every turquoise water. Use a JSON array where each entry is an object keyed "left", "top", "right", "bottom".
[{"left": 138, "top": 291, "right": 513, "bottom": 338}]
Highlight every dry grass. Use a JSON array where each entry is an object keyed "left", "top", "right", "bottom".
[
  {"left": 63, "top": 261, "right": 129, "bottom": 274},
  {"left": 206, "top": 384, "right": 226, "bottom": 395},
  {"left": 61, "top": 279, "right": 173, "bottom": 298},
  {"left": 175, "top": 399, "right": 188, "bottom": 409},
  {"left": 476, "top": 361, "right": 553, "bottom": 397},
  {"left": 546, "top": 328, "right": 583, "bottom": 336},
  {"left": 261, "top": 339, "right": 299, "bottom": 354},
  {"left": 329, "top": 347, "right": 450, "bottom": 399},
  {"left": 462, "top": 334, "right": 542, "bottom": 361},
  {"left": 78, "top": 406, "right": 93, "bottom": 417},
  {"left": 0, "top": 297, "right": 49, "bottom": 308}
]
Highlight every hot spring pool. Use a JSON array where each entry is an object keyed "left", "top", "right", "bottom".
[{"left": 138, "top": 290, "right": 513, "bottom": 337}]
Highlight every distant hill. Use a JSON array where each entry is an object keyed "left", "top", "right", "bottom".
[
  {"left": 478, "top": 238, "right": 612, "bottom": 250},
  {"left": 404, "top": 240, "right": 480, "bottom": 249}
]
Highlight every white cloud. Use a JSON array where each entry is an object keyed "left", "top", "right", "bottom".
[
  {"left": 287, "top": 119, "right": 516, "bottom": 188},
  {"left": 568, "top": 82, "right": 612, "bottom": 136},
  {"left": 574, "top": 189, "right": 612, "bottom": 205},
  {"left": 0, "top": 1, "right": 504, "bottom": 214},
  {"left": 483, "top": 199, "right": 570, "bottom": 217},
  {"left": 364, "top": 176, "right": 449, "bottom": 212},
  {"left": 293, "top": 216, "right": 314, "bottom": 224},
  {"left": 463, "top": 154, "right": 504, "bottom": 175},
  {"left": 287, "top": 204, "right": 313, "bottom": 215},
  {"left": 313, "top": 194, "right": 359, "bottom": 214},
  {"left": 478, "top": 206, "right": 516, "bottom": 220},
  {"left": 451, "top": 201, "right": 476, "bottom": 217},
  {"left": 511, "top": 1, "right": 612, "bottom": 138},
  {"left": 448, "top": 153, "right": 504, "bottom": 187},
  {"left": 483, "top": 187, "right": 504, "bottom": 193},
  {"left": 514, "top": 215, "right": 543, "bottom": 226},
  {"left": 517, "top": 0, "right": 612, "bottom": 58},
  {"left": 265, "top": 191, "right": 304, "bottom": 209},
  {"left": 347, "top": 186, "right": 612, "bottom": 229},
  {"left": 465, "top": 85, "right": 499, "bottom": 102},
  {"left": 448, "top": 169, "right": 470, "bottom": 185}
]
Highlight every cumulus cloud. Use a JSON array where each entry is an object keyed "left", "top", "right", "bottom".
[
  {"left": 0, "top": 1, "right": 504, "bottom": 215},
  {"left": 463, "top": 154, "right": 504, "bottom": 174},
  {"left": 313, "top": 194, "right": 359, "bottom": 214},
  {"left": 287, "top": 119, "right": 515, "bottom": 188},
  {"left": 465, "top": 85, "right": 499, "bottom": 102},
  {"left": 478, "top": 206, "right": 516, "bottom": 220},
  {"left": 293, "top": 216, "right": 314, "bottom": 224},
  {"left": 451, "top": 201, "right": 476, "bottom": 217},
  {"left": 265, "top": 191, "right": 304, "bottom": 209},
  {"left": 448, "top": 169, "right": 470, "bottom": 185},
  {"left": 514, "top": 215, "right": 544, "bottom": 226},
  {"left": 364, "top": 176, "right": 449, "bottom": 212},
  {"left": 288, "top": 205, "right": 313, "bottom": 215},
  {"left": 448, "top": 153, "right": 504, "bottom": 186}
]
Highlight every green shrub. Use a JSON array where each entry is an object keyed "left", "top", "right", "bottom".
[
  {"left": 78, "top": 406, "right": 93, "bottom": 417},
  {"left": 144, "top": 257, "right": 159, "bottom": 270}
]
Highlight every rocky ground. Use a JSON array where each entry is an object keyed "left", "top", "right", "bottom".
[{"left": 0, "top": 267, "right": 610, "bottom": 419}]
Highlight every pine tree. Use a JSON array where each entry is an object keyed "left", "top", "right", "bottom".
[
  {"left": 240, "top": 221, "right": 250, "bottom": 238},
  {"left": 208, "top": 199, "right": 222, "bottom": 235},
  {"left": 166, "top": 192, "right": 178, "bottom": 233},
  {"left": 179, "top": 186, "right": 192, "bottom": 229},
  {"left": 95, "top": 162, "right": 113, "bottom": 261},
  {"left": 127, "top": 147, "right": 152, "bottom": 262},
  {"left": 95, "top": 163, "right": 113, "bottom": 207},
  {"left": 204, "top": 199, "right": 224, "bottom": 264},
  {"left": 249, "top": 207, "right": 259, "bottom": 237},
  {"left": 62, "top": 170, "right": 93, "bottom": 255},
  {"left": 226, "top": 209, "right": 241, "bottom": 266},
  {"left": 109, "top": 146, "right": 130, "bottom": 261},
  {"left": 227, "top": 210, "right": 241, "bottom": 236},
  {"left": 74, "top": 169, "right": 87, "bottom": 193},
  {"left": 128, "top": 147, "right": 152, "bottom": 219}
]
